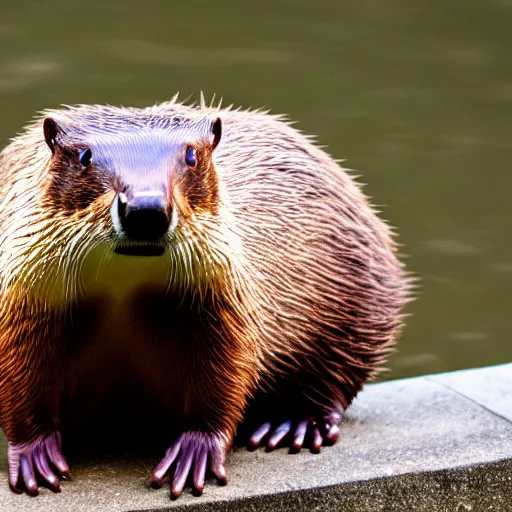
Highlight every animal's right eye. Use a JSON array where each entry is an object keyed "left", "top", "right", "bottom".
[
  {"left": 79, "top": 148, "right": 92, "bottom": 167},
  {"left": 185, "top": 146, "right": 197, "bottom": 167}
]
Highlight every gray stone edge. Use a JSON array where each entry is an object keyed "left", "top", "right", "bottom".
[{"left": 136, "top": 458, "right": 512, "bottom": 512}]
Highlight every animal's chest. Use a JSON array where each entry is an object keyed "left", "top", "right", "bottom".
[{"left": 68, "top": 247, "right": 186, "bottom": 413}]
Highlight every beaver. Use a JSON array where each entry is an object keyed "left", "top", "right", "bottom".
[{"left": 0, "top": 94, "right": 409, "bottom": 499}]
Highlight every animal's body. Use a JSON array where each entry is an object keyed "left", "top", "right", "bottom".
[{"left": 0, "top": 96, "right": 409, "bottom": 498}]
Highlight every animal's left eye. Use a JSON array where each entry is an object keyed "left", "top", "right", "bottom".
[
  {"left": 79, "top": 148, "right": 92, "bottom": 167},
  {"left": 185, "top": 146, "right": 197, "bottom": 167}
]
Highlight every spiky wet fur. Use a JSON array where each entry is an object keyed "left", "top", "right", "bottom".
[{"left": 0, "top": 95, "right": 409, "bottom": 451}]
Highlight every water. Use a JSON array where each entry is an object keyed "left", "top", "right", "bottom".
[{"left": 0, "top": 0, "right": 510, "bottom": 379}]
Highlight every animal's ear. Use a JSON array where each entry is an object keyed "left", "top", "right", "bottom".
[
  {"left": 210, "top": 117, "right": 222, "bottom": 150},
  {"left": 43, "top": 117, "right": 67, "bottom": 154}
]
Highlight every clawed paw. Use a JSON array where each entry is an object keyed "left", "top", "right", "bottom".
[
  {"left": 150, "top": 431, "right": 229, "bottom": 500},
  {"left": 248, "top": 409, "right": 342, "bottom": 453},
  {"left": 8, "top": 431, "right": 70, "bottom": 496}
]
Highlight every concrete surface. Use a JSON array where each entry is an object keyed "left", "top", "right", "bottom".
[
  {"left": 430, "top": 363, "right": 512, "bottom": 423},
  {"left": 1, "top": 363, "right": 511, "bottom": 511}
]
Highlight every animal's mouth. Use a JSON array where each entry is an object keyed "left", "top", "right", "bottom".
[{"left": 114, "top": 244, "right": 166, "bottom": 257}]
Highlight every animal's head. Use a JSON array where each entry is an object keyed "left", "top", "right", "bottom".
[{"left": 43, "top": 114, "right": 223, "bottom": 257}]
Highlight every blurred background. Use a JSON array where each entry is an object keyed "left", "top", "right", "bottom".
[{"left": 0, "top": 0, "right": 510, "bottom": 380}]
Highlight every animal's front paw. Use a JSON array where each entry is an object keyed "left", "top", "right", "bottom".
[
  {"left": 151, "top": 430, "right": 229, "bottom": 500},
  {"left": 248, "top": 404, "right": 343, "bottom": 453},
  {"left": 8, "top": 431, "right": 70, "bottom": 496}
]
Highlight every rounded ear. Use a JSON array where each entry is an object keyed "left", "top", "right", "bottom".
[
  {"left": 43, "top": 117, "right": 67, "bottom": 154},
  {"left": 210, "top": 117, "right": 222, "bottom": 150}
]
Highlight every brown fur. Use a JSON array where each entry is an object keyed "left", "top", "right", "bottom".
[{"left": 0, "top": 96, "right": 410, "bottom": 460}]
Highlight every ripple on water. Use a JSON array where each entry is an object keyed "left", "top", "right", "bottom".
[
  {"left": 488, "top": 262, "right": 512, "bottom": 274},
  {"left": 421, "top": 239, "right": 479, "bottom": 256},
  {"left": 449, "top": 332, "right": 490, "bottom": 342},
  {"left": 96, "top": 40, "right": 295, "bottom": 67},
  {"left": 0, "top": 59, "right": 60, "bottom": 92},
  {"left": 394, "top": 353, "right": 440, "bottom": 369}
]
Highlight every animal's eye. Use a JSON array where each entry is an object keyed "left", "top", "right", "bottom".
[
  {"left": 79, "top": 148, "right": 92, "bottom": 167},
  {"left": 185, "top": 146, "right": 197, "bottom": 167}
]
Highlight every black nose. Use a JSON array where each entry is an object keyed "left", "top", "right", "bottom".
[{"left": 118, "top": 194, "right": 170, "bottom": 241}]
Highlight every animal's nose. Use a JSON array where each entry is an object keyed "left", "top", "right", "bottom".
[{"left": 117, "top": 192, "right": 170, "bottom": 241}]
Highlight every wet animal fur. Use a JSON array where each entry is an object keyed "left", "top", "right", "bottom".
[{"left": 0, "top": 95, "right": 409, "bottom": 461}]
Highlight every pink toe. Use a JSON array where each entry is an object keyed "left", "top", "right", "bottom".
[
  {"left": 291, "top": 419, "right": 309, "bottom": 452},
  {"left": 45, "top": 436, "right": 69, "bottom": 476},
  {"left": 193, "top": 447, "right": 207, "bottom": 496},
  {"left": 267, "top": 420, "right": 292, "bottom": 450},
  {"left": 249, "top": 421, "right": 272, "bottom": 449},
  {"left": 171, "top": 447, "right": 194, "bottom": 499},
  {"left": 311, "top": 426, "right": 323, "bottom": 453},
  {"left": 152, "top": 440, "right": 181, "bottom": 487},
  {"left": 21, "top": 456, "right": 38, "bottom": 496}
]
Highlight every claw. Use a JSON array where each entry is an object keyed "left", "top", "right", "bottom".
[
  {"left": 267, "top": 420, "right": 292, "bottom": 451},
  {"left": 152, "top": 430, "right": 229, "bottom": 499},
  {"left": 247, "top": 402, "right": 344, "bottom": 454},
  {"left": 8, "top": 483, "right": 23, "bottom": 495},
  {"left": 151, "top": 439, "right": 182, "bottom": 488},
  {"left": 171, "top": 445, "right": 195, "bottom": 499},
  {"left": 45, "top": 434, "right": 69, "bottom": 476},
  {"left": 324, "top": 423, "right": 340, "bottom": 445},
  {"left": 7, "top": 432, "right": 69, "bottom": 496},
  {"left": 20, "top": 456, "right": 38, "bottom": 496},
  {"left": 211, "top": 461, "right": 227, "bottom": 486},
  {"left": 33, "top": 447, "right": 60, "bottom": 492},
  {"left": 290, "top": 419, "right": 309, "bottom": 453},
  {"left": 8, "top": 454, "right": 20, "bottom": 490},
  {"left": 192, "top": 447, "right": 207, "bottom": 496},
  {"left": 248, "top": 421, "right": 272, "bottom": 450},
  {"left": 311, "top": 424, "right": 323, "bottom": 454}
]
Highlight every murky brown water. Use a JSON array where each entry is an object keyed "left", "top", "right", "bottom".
[{"left": 0, "top": 0, "right": 511, "bottom": 379}]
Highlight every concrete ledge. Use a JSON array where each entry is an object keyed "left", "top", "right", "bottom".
[{"left": 1, "top": 363, "right": 511, "bottom": 511}]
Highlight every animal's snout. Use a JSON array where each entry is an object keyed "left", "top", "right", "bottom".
[{"left": 117, "top": 191, "right": 170, "bottom": 241}]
